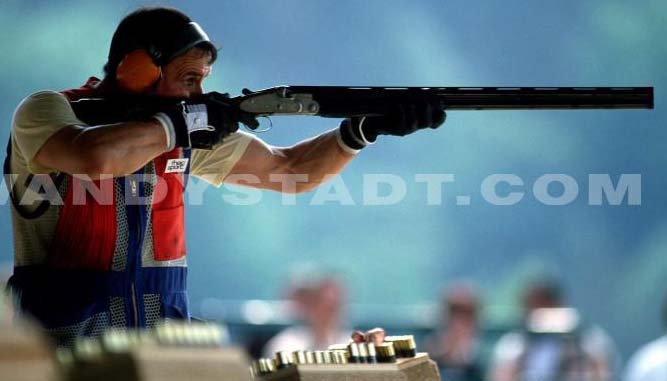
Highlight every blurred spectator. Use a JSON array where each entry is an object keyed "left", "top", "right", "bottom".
[
  {"left": 489, "top": 279, "right": 617, "bottom": 381},
  {"left": 424, "top": 282, "right": 484, "bottom": 381},
  {"left": 623, "top": 294, "right": 667, "bottom": 381},
  {"left": 263, "top": 265, "right": 350, "bottom": 357}
]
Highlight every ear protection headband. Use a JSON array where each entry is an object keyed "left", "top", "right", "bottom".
[{"left": 116, "top": 22, "right": 212, "bottom": 93}]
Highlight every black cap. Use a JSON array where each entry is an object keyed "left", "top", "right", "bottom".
[{"left": 104, "top": 7, "right": 217, "bottom": 78}]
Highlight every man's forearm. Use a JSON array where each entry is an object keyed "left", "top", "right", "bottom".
[
  {"left": 227, "top": 128, "right": 357, "bottom": 193},
  {"left": 78, "top": 119, "right": 169, "bottom": 177},
  {"left": 36, "top": 119, "right": 168, "bottom": 179},
  {"left": 276, "top": 129, "right": 356, "bottom": 193}
]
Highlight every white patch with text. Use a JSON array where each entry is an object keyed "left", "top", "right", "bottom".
[{"left": 165, "top": 158, "right": 189, "bottom": 173}]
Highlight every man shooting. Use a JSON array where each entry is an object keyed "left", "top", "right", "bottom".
[{"left": 5, "top": 7, "right": 444, "bottom": 346}]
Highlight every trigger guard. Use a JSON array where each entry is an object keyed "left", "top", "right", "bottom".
[{"left": 243, "top": 116, "right": 272, "bottom": 133}]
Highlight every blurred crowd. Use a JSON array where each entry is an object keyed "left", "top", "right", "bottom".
[{"left": 262, "top": 270, "right": 667, "bottom": 381}]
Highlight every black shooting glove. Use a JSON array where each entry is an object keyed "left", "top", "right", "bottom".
[
  {"left": 155, "top": 92, "right": 259, "bottom": 150},
  {"left": 339, "top": 101, "right": 446, "bottom": 150}
]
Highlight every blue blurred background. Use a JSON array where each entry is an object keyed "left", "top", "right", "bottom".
[{"left": 0, "top": 0, "right": 664, "bottom": 370}]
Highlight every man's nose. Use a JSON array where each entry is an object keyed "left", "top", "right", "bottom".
[{"left": 193, "top": 83, "right": 204, "bottom": 96}]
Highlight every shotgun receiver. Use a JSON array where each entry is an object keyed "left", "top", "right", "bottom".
[{"left": 231, "top": 86, "right": 654, "bottom": 120}]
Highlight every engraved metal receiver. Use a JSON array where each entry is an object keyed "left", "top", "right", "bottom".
[{"left": 235, "top": 86, "right": 321, "bottom": 116}]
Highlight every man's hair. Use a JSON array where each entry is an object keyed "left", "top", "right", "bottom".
[{"left": 103, "top": 7, "right": 217, "bottom": 79}]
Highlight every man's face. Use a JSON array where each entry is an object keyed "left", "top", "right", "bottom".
[{"left": 152, "top": 47, "right": 212, "bottom": 99}]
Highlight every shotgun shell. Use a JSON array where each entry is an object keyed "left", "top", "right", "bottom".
[
  {"left": 366, "top": 341, "right": 377, "bottom": 364},
  {"left": 275, "top": 350, "right": 293, "bottom": 369},
  {"left": 375, "top": 343, "right": 397, "bottom": 363},
  {"left": 102, "top": 329, "right": 131, "bottom": 353},
  {"left": 332, "top": 350, "right": 349, "bottom": 364},
  {"left": 305, "top": 351, "right": 316, "bottom": 364},
  {"left": 348, "top": 342, "right": 361, "bottom": 363},
  {"left": 401, "top": 335, "right": 417, "bottom": 357},
  {"left": 292, "top": 350, "right": 308, "bottom": 365},
  {"left": 384, "top": 335, "right": 416, "bottom": 358},
  {"left": 258, "top": 358, "right": 275, "bottom": 374},
  {"left": 358, "top": 342, "right": 369, "bottom": 363},
  {"left": 250, "top": 361, "right": 262, "bottom": 377},
  {"left": 383, "top": 336, "right": 398, "bottom": 354},
  {"left": 314, "top": 350, "right": 326, "bottom": 364},
  {"left": 331, "top": 351, "right": 341, "bottom": 364}
]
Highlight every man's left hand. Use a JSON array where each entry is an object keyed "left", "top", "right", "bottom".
[{"left": 339, "top": 101, "right": 446, "bottom": 150}]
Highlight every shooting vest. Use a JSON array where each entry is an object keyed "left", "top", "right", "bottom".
[{"left": 6, "top": 78, "right": 191, "bottom": 347}]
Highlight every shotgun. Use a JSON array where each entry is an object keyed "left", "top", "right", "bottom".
[
  {"left": 230, "top": 86, "right": 653, "bottom": 119},
  {"left": 68, "top": 86, "right": 653, "bottom": 131}
]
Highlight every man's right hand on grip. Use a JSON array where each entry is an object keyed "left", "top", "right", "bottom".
[{"left": 154, "top": 91, "right": 259, "bottom": 150}]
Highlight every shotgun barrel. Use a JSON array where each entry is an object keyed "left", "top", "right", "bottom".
[{"left": 233, "top": 86, "right": 654, "bottom": 118}]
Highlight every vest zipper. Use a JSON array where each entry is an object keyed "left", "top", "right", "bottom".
[
  {"left": 128, "top": 175, "right": 142, "bottom": 328},
  {"left": 130, "top": 178, "right": 138, "bottom": 198},
  {"left": 131, "top": 282, "right": 139, "bottom": 327}
]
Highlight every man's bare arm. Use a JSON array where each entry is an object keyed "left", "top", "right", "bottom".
[
  {"left": 225, "top": 129, "right": 356, "bottom": 193},
  {"left": 34, "top": 120, "right": 168, "bottom": 179}
]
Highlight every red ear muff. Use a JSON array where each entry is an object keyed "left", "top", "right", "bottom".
[{"left": 115, "top": 49, "right": 161, "bottom": 93}]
